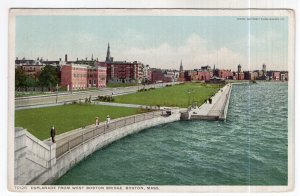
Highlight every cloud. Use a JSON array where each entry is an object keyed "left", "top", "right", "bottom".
[
  {"left": 115, "top": 34, "right": 247, "bottom": 71},
  {"left": 249, "top": 30, "right": 280, "bottom": 46}
]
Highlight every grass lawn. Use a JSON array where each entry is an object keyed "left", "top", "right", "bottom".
[
  {"left": 113, "top": 82, "right": 223, "bottom": 108},
  {"left": 15, "top": 104, "right": 145, "bottom": 140}
]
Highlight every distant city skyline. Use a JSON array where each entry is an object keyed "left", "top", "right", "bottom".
[{"left": 16, "top": 15, "right": 288, "bottom": 71}]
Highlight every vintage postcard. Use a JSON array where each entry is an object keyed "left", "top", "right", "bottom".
[{"left": 8, "top": 8, "right": 295, "bottom": 192}]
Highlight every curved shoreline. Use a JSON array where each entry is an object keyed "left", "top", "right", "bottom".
[{"left": 14, "top": 84, "right": 234, "bottom": 185}]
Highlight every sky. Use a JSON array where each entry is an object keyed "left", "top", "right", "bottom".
[{"left": 16, "top": 15, "right": 289, "bottom": 71}]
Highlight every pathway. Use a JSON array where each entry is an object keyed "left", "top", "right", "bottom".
[{"left": 188, "top": 84, "right": 232, "bottom": 120}]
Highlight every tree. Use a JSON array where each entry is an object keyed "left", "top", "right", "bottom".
[
  {"left": 39, "top": 65, "right": 59, "bottom": 87},
  {"left": 24, "top": 76, "right": 38, "bottom": 87},
  {"left": 15, "top": 67, "right": 27, "bottom": 87}
]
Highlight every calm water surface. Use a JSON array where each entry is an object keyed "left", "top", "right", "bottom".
[{"left": 55, "top": 82, "right": 288, "bottom": 185}]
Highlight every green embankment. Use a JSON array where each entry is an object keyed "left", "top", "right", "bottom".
[
  {"left": 15, "top": 83, "right": 223, "bottom": 140},
  {"left": 114, "top": 83, "right": 223, "bottom": 108},
  {"left": 15, "top": 104, "right": 145, "bottom": 140}
]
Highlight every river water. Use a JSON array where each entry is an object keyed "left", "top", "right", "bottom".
[{"left": 54, "top": 82, "right": 288, "bottom": 185}]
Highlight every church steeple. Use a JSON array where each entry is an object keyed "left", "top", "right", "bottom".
[
  {"left": 179, "top": 60, "right": 183, "bottom": 72},
  {"left": 106, "top": 43, "right": 113, "bottom": 62}
]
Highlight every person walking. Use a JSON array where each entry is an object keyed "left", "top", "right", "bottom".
[
  {"left": 50, "top": 125, "right": 56, "bottom": 143},
  {"left": 106, "top": 115, "right": 111, "bottom": 128},
  {"left": 95, "top": 117, "right": 100, "bottom": 127}
]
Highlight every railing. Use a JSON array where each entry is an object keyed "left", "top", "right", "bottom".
[{"left": 56, "top": 111, "right": 162, "bottom": 158}]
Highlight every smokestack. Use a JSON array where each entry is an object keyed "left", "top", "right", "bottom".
[{"left": 65, "top": 54, "right": 68, "bottom": 62}]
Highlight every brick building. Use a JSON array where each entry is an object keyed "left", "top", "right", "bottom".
[
  {"left": 15, "top": 58, "right": 45, "bottom": 79},
  {"left": 197, "top": 70, "right": 210, "bottom": 81},
  {"left": 151, "top": 68, "right": 164, "bottom": 83},
  {"left": 178, "top": 72, "right": 185, "bottom": 82},
  {"left": 272, "top": 71, "right": 281, "bottom": 80},
  {"left": 215, "top": 69, "right": 233, "bottom": 79},
  {"left": 105, "top": 61, "right": 144, "bottom": 83},
  {"left": 201, "top": 65, "right": 213, "bottom": 77},
  {"left": 105, "top": 43, "right": 145, "bottom": 84},
  {"left": 61, "top": 63, "right": 107, "bottom": 91}
]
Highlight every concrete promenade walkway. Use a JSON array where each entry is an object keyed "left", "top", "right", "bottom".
[
  {"left": 44, "top": 109, "right": 179, "bottom": 158},
  {"left": 188, "top": 84, "right": 232, "bottom": 120}
]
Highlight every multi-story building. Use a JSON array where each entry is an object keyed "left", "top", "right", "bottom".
[
  {"left": 282, "top": 71, "right": 288, "bottom": 81},
  {"left": 178, "top": 72, "right": 185, "bottom": 82},
  {"left": 215, "top": 69, "right": 233, "bottom": 79},
  {"left": 201, "top": 65, "right": 213, "bottom": 77},
  {"left": 272, "top": 71, "right": 281, "bottom": 80},
  {"left": 15, "top": 57, "right": 45, "bottom": 79},
  {"left": 151, "top": 68, "right": 164, "bottom": 83},
  {"left": 105, "top": 61, "right": 144, "bottom": 83},
  {"left": 60, "top": 63, "right": 107, "bottom": 91},
  {"left": 243, "top": 71, "right": 256, "bottom": 80},
  {"left": 196, "top": 70, "right": 210, "bottom": 81},
  {"left": 104, "top": 43, "right": 145, "bottom": 84},
  {"left": 163, "top": 70, "right": 178, "bottom": 82},
  {"left": 183, "top": 70, "right": 192, "bottom": 81}
]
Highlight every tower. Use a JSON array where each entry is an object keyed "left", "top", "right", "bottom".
[
  {"left": 213, "top": 64, "right": 216, "bottom": 76},
  {"left": 238, "top": 64, "right": 242, "bottom": 73},
  {"left": 105, "top": 43, "right": 113, "bottom": 62},
  {"left": 179, "top": 60, "right": 183, "bottom": 72},
  {"left": 262, "top": 64, "right": 266, "bottom": 73}
]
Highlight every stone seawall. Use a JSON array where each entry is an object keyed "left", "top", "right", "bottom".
[
  {"left": 219, "top": 84, "right": 232, "bottom": 120},
  {"left": 14, "top": 128, "right": 56, "bottom": 185},
  {"left": 14, "top": 111, "right": 181, "bottom": 185}
]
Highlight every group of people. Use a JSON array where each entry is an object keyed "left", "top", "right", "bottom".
[
  {"left": 50, "top": 115, "right": 112, "bottom": 143},
  {"left": 95, "top": 115, "right": 111, "bottom": 127},
  {"left": 204, "top": 98, "right": 213, "bottom": 104}
]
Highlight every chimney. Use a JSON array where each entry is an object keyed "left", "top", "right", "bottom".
[{"left": 65, "top": 54, "right": 68, "bottom": 62}]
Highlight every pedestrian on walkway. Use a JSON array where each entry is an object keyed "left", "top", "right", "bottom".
[
  {"left": 95, "top": 117, "right": 100, "bottom": 127},
  {"left": 50, "top": 125, "right": 56, "bottom": 143},
  {"left": 106, "top": 115, "right": 111, "bottom": 128}
]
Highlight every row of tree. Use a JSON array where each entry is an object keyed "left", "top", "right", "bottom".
[{"left": 15, "top": 65, "right": 60, "bottom": 88}]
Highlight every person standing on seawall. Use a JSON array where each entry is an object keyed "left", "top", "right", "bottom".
[
  {"left": 106, "top": 115, "right": 111, "bottom": 128},
  {"left": 50, "top": 125, "right": 56, "bottom": 143},
  {"left": 95, "top": 117, "right": 100, "bottom": 127}
]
